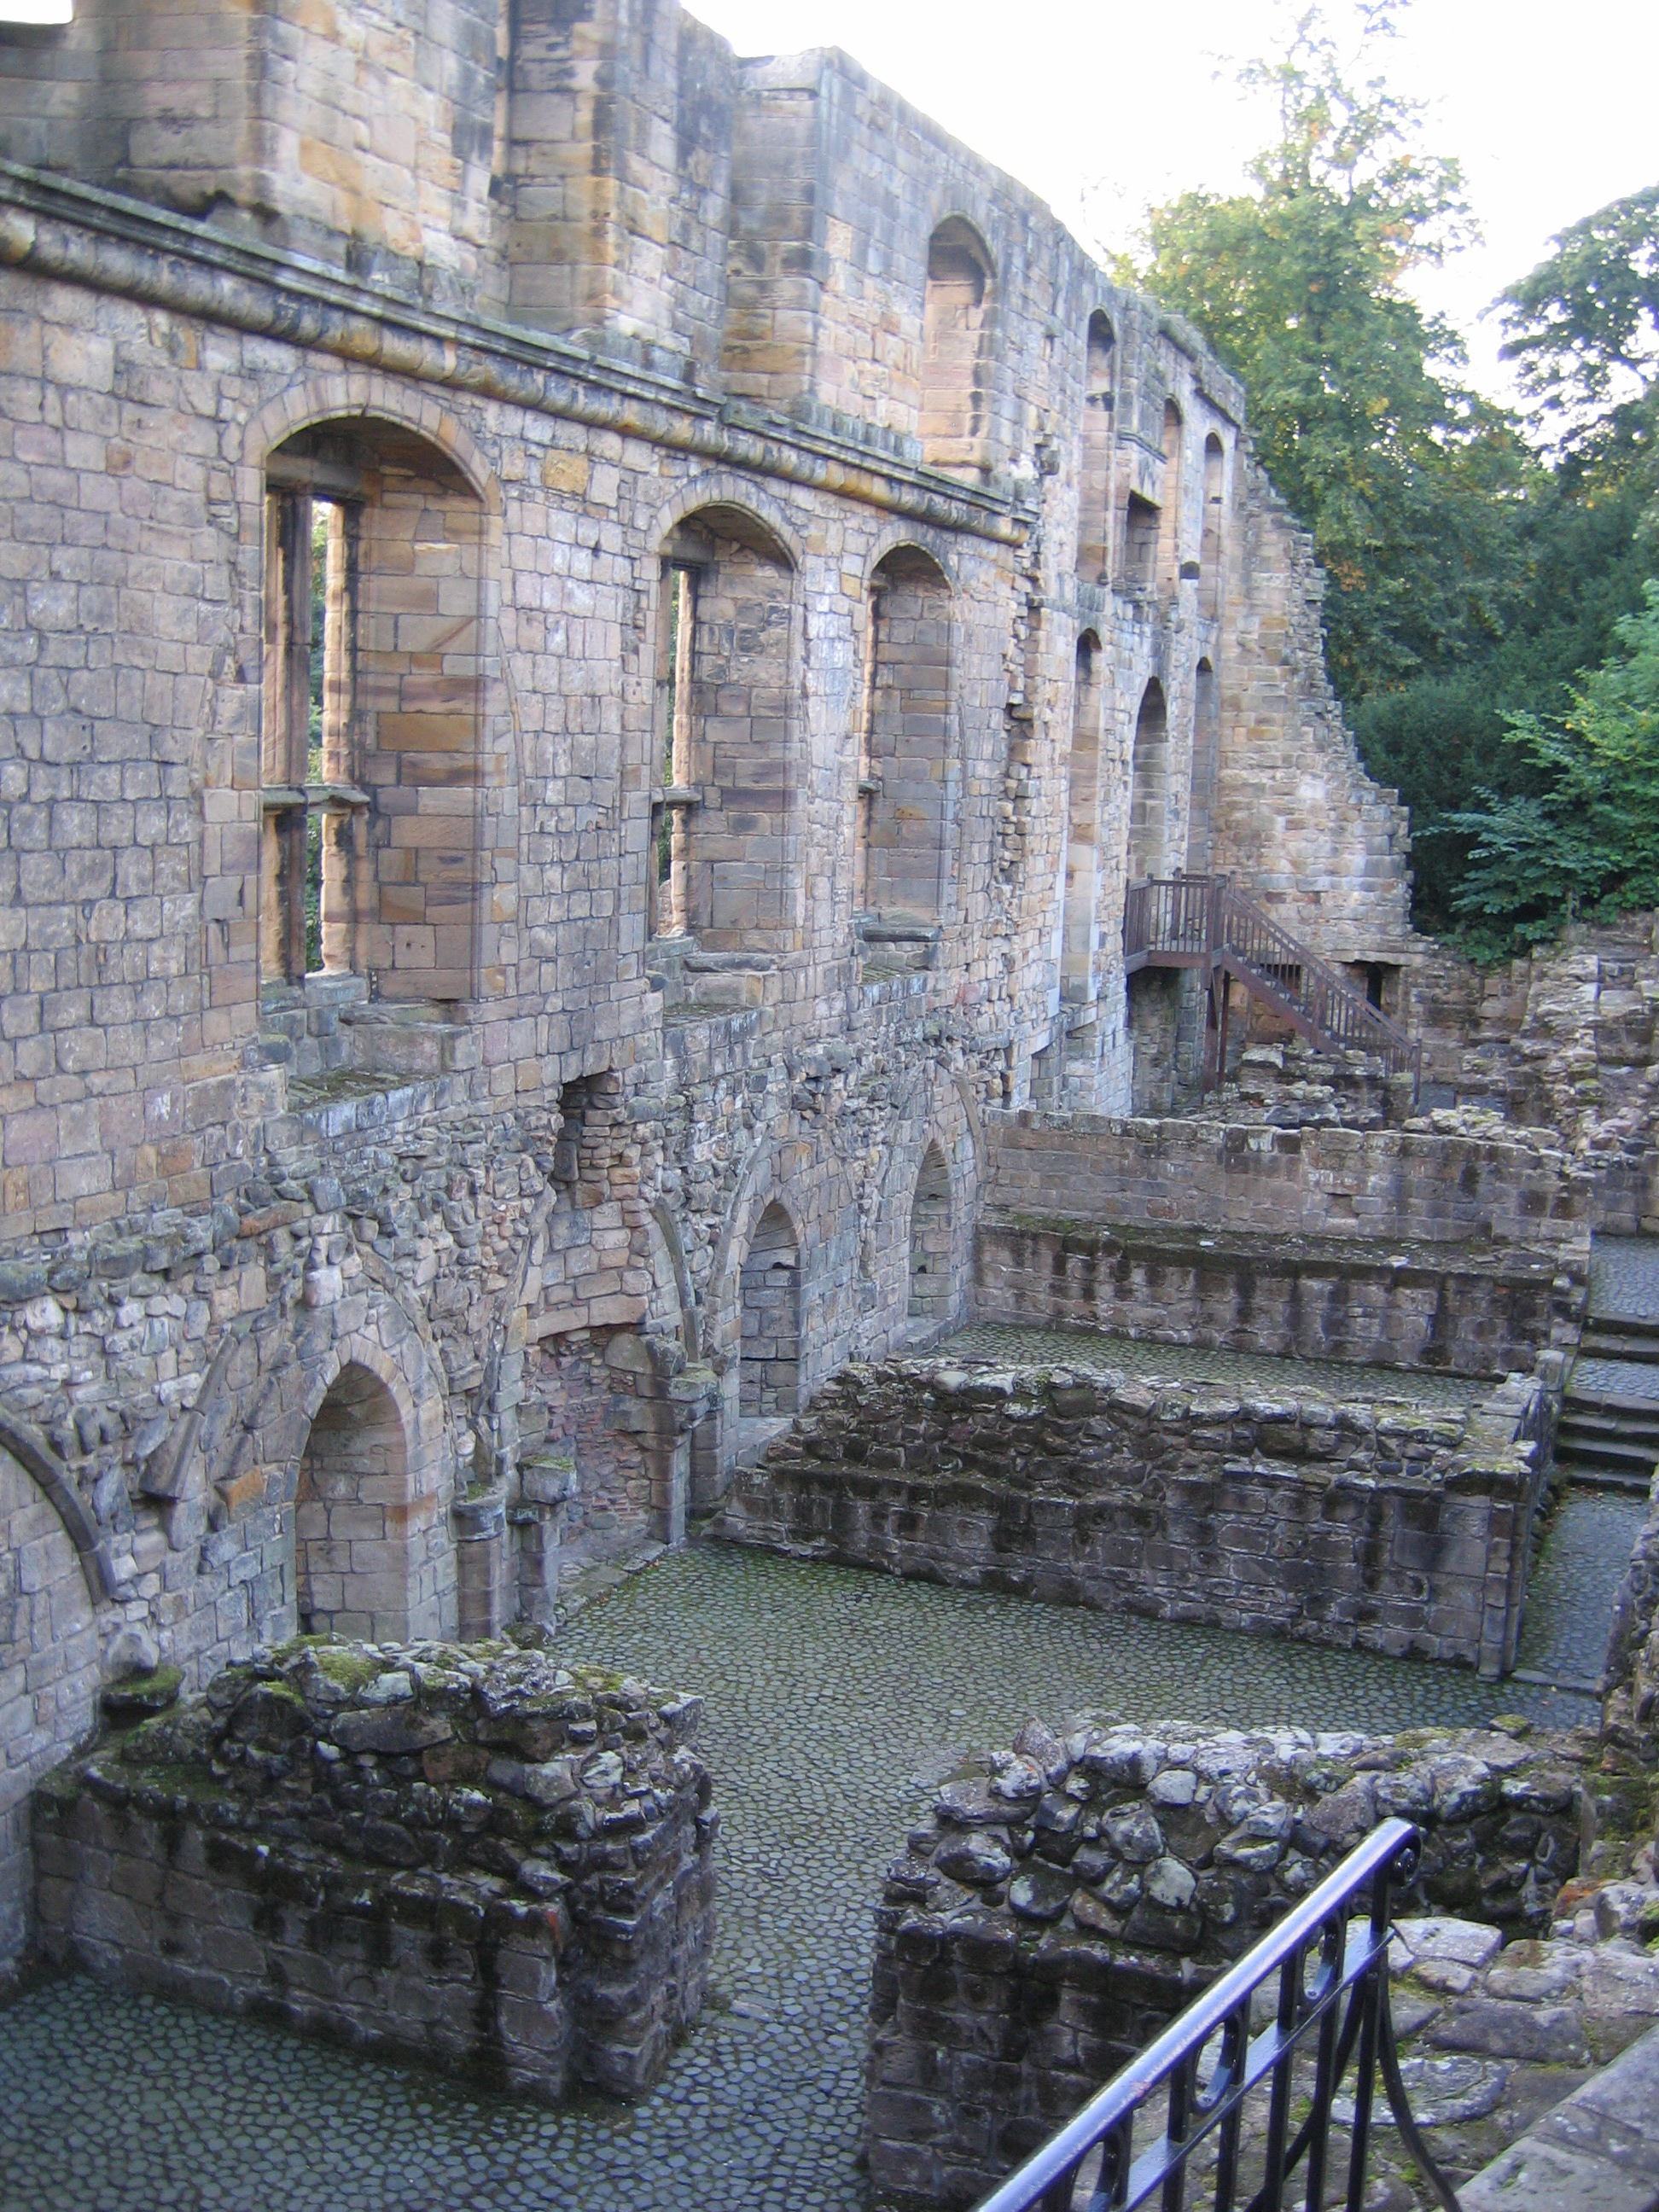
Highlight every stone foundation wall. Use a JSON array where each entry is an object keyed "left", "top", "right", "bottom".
[
  {"left": 721, "top": 1359, "right": 1548, "bottom": 1674},
  {"left": 981, "top": 1113, "right": 1608, "bottom": 1254},
  {"left": 974, "top": 1220, "right": 1569, "bottom": 1379},
  {"left": 32, "top": 1639, "right": 717, "bottom": 2099},
  {"left": 867, "top": 1717, "right": 1586, "bottom": 2209}
]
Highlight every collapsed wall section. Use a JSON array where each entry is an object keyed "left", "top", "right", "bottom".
[
  {"left": 32, "top": 1640, "right": 717, "bottom": 2099},
  {"left": 721, "top": 1358, "right": 1549, "bottom": 1674}
]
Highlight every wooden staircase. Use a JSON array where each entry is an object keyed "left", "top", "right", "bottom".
[{"left": 1123, "top": 874, "right": 1422, "bottom": 1098}]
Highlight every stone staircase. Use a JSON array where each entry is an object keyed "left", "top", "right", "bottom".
[{"left": 1559, "top": 1239, "right": 1659, "bottom": 1495}]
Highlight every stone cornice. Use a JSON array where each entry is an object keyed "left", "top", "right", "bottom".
[{"left": 0, "top": 160, "right": 1031, "bottom": 545}]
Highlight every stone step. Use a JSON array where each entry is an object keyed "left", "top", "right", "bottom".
[
  {"left": 1459, "top": 2018, "right": 1659, "bottom": 2212},
  {"left": 1554, "top": 1432, "right": 1659, "bottom": 1470}
]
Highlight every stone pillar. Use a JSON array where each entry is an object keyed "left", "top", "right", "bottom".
[{"left": 453, "top": 1490, "right": 507, "bottom": 1643}]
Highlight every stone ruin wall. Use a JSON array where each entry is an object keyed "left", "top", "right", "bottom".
[
  {"left": 722, "top": 1358, "right": 1550, "bottom": 1676},
  {"left": 33, "top": 1639, "right": 718, "bottom": 2099},
  {"left": 0, "top": 0, "right": 1640, "bottom": 1986},
  {"left": 865, "top": 1715, "right": 1591, "bottom": 2209},
  {"left": 972, "top": 1110, "right": 1619, "bottom": 1376}
]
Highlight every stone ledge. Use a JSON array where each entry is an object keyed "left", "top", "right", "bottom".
[{"left": 1460, "top": 2020, "right": 1659, "bottom": 2212}]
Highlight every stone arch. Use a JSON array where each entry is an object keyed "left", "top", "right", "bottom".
[
  {"left": 864, "top": 1071, "right": 978, "bottom": 1351},
  {"left": 0, "top": 1412, "right": 116, "bottom": 1603},
  {"left": 242, "top": 373, "right": 504, "bottom": 515},
  {"left": 738, "top": 1201, "right": 801, "bottom": 1422},
  {"left": 907, "top": 1142, "right": 953, "bottom": 1329},
  {"left": 1186, "top": 657, "right": 1220, "bottom": 873},
  {"left": 649, "top": 1197, "right": 701, "bottom": 1361},
  {"left": 1201, "top": 433, "right": 1227, "bottom": 618},
  {"left": 1, "top": 1436, "right": 103, "bottom": 1969},
  {"left": 294, "top": 1361, "right": 411, "bottom": 1641},
  {"left": 648, "top": 472, "right": 805, "bottom": 573},
  {"left": 1129, "top": 678, "right": 1169, "bottom": 880}
]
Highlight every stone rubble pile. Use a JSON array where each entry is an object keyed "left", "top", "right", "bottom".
[
  {"left": 33, "top": 1637, "right": 717, "bottom": 2099},
  {"left": 866, "top": 1718, "right": 1592, "bottom": 2205}
]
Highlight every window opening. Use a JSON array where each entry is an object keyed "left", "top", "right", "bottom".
[
  {"left": 857, "top": 545, "right": 952, "bottom": 925},
  {"left": 1201, "top": 434, "right": 1225, "bottom": 618},
  {"left": 920, "top": 219, "right": 994, "bottom": 474},
  {"left": 739, "top": 1203, "right": 800, "bottom": 1418},
  {"left": 1128, "top": 679, "right": 1168, "bottom": 880},
  {"left": 908, "top": 1144, "right": 953, "bottom": 1326},
  {"left": 1062, "top": 633, "right": 1103, "bottom": 999},
  {"left": 1157, "top": 400, "right": 1184, "bottom": 594},
  {"left": 652, "top": 562, "right": 697, "bottom": 939},
  {"left": 1185, "top": 659, "right": 1219, "bottom": 874},
  {"left": 1125, "top": 494, "right": 1159, "bottom": 592},
  {"left": 1077, "top": 311, "right": 1115, "bottom": 585}
]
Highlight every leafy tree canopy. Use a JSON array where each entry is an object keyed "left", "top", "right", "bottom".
[
  {"left": 1445, "top": 581, "right": 1659, "bottom": 955},
  {"left": 1133, "top": 2, "right": 1535, "bottom": 701}
]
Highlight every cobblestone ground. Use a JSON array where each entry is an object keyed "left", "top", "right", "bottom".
[
  {"left": 1589, "top": 1233, "right": 1659, "bottom": 1323},
  {"left": 939, "top": 1324, "right": 1488, "bottom": 1412},
  {"left": 0, "top": 1546, "right": 1612, "bottom": 2212}
]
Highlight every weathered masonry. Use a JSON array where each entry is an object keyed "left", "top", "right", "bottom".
[{"left": 0, "top": 0, "right": 1569, "bottom": 1985}]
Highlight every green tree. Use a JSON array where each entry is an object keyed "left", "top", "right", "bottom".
[
  {"left": 1445, "top": 580, "right": 1659, "bottom": 953},
  {"left": 1136, "top": 3, "right": 1534, "bottom": 701}
]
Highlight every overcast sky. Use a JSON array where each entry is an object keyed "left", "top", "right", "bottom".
[{"left": 687, "top": 0, "right": 1659, "bottom": 404}]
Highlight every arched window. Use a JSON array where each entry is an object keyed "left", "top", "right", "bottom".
[
  {"left": 652, "top": 504, "right": 796, "bottom": 953},
  {"left": 1186, "top": 659, "right": 1220, "bottom": 873},
  {"left": 261, "top": 422, "right": 486, "bottom": 1007},
  {"left": 1124, "top": 493, "right": 1159, "bottom": 592},
  {"left": 908, "top": 1143, "right": 953, "bottom": 1327},
  {"left": 1062, "top": 632, "right": 1103, "bottom": 1000},
  {"left": 855, "top": 545, "right": 953, "bottom": 925},
  {"left": 739, "top": 1204, "right": 800, "bottom": 1419},
  {"left": 1201, "top": 434, "right": 1226, "bottom": 618},
  {"left": 920, "top": 218, "right": 994, "bottom": 474},
  {"left": 1157, "top": 399, "right": 1184, "bottom": 593},
  {"left": 1077, "top": 311, "right": 1115, "bottom": 584},
  {"left": 1128, "top": 679, "right": 1168, "bottom": 880},
  {"left": 294, "top": 1363, "right": 411, "bottom": 1643}
]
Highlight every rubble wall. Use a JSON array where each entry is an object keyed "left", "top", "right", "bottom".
[
  {"left": 867, "top": 1717, "right": 1586, "bottom": 2209},
  {"left": 32, "top": 1639, "right": 717, "bottom": 2098},
  {"left": 720, "top": 1360, "right": 1549, "bottom": 1674}
]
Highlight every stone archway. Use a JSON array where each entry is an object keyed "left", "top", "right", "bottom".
[
  {"left": 294, "top": 1361, "right": 414, "bottom": 1643},
  {"left": 1, "top": 1444, "right": 102, "bottom": 1968}
]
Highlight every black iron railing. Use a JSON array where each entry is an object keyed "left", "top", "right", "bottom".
[
  {"left": 975, "top": 1818, "right": 1460, "bottom": 2212},
  {"left": 1123, "top": 874, "right": 1423, "bottom": 1099}
]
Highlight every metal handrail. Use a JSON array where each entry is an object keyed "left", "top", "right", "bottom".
[
  {"left": 1123, "top": 875, "right": 1423, "bottom": 1096},
  {"left": 975, "top": 1818, "right": 1460, "bottom": 2212}
]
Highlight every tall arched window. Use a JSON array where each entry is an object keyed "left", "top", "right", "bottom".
[
  {"left": 261, "top": 422, "right": 486, "bottom": 1005},
  {"left": 855, "top": 545, "right": 953, "bottom": 925},
  {"left": 652, "top": 504, "right": 796, "bottom": 954},
  {"left": 1156, "top": 399, "right": 1184, "bottom": 594},
  {"left": 1128, "top": 679, "right": 1168, "bottom": 880},
  {"left": 1186, "top": 659, "right": 1220, "bottom": 873},
  {"left": 1062, "top": 632, "right": 1103, "bottom": 1000},
  {"left": 1077, "top": 311, "right": 1115, "bottom": 584},
  {"left": 920, "top": 218, "right": 994, "bottom": 475},
  {"left": 1202, "top": 434, "right": 1226, "bottom": 618}
]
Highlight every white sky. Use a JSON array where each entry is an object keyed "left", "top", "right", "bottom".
[{"left": 686, "top": 0, "right": 1659, "bottom": 404}]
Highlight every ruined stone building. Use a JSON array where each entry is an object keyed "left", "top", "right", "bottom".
[{"left": 1, "top": 0, "right": 1650, "bottom": 1986}]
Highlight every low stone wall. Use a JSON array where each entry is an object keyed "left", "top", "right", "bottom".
[
  {"left": 974, "top": 1220, "right": 1569, "bottom": 1379},
  {"left": 32, "top": 1639, "right": 717, "bottom": 2100},
  {"left": 723, "top": 1360, "right": 1548, "bottom": 1674},
  {"left": 982, "top": 1112, "right": 1607, "bottom": 1251},
  {"left": 867, "top": 1718, "right": 1588, "bottom": 2209}
]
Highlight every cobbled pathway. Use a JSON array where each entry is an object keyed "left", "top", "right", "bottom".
[{"left": 0, "top": 1544, "right": 1617, "bottom": 2212}]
